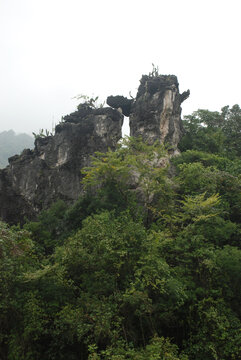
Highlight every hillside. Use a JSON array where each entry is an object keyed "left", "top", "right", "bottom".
[
  {"left": 0, "top": 130, "right": 34, "bottom": 168},
  {"left": 0, "top": 73, "right": 241, "bottom": 359},
  {"left": 0, "top": 73, "right": 189, "bottom": 224},
  {"left": 1, "top": 130, "right": 241, "bottom": 359}
]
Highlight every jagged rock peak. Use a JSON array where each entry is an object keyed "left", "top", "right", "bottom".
[
  {"left": 107, "top": 73, "right": 190, "bottom": 149},
  {"left": 0, "top": 72, "right": 189, "bottom": 225},
  {"left": 0, "top": 107, "right": 123, "bottom": 224}
]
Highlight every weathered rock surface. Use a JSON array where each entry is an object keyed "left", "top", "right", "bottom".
[
  {"left": 108, "top": 74, "right": 189, "bottom": 149},
  {"left": 0, "top": 107, "right": 123, "bottom": 224},
  {"left": 107, "top": 96, "right": 133, "bottom": 117},
  {"left": 0, "top": 73, "right": 189, "bottom": 225},
  {"left": 130, "top": 74, "right": 189, "bottom": 148}
]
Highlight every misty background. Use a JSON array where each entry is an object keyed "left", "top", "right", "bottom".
[{"left": 1, "top": 0, "right": 241, "bottom": 160}]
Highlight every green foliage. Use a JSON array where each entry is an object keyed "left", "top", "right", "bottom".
[
  {"left": 82, "top": 136, "right": 173, "bottom": 225},
  {"left": 1, "top": 115, "right": 241, "bottom": 360},
  {"left": 45, "top": 211, "right": 186, "bottom": 358},
  {"left": 0, "top": 222, "right": 36, "bottom": 360},
  {"left": 221, "top": 104, "right": 241, "bottom": 157},
  {"left": 176, "top": 162, "right": 218, "bottom": 196},
  {"left": 180, "top": 105, "right": 241, "bottom": 158},
  {"left": 172, "top": 150, "right": 231, "bottom": 171},
  {"left": 88, "top": 336, "right": 188, "bottom": 359},
  {"left": 149, "top": 63, "right": 160, "bottom": 77},
  {"left": 24, "top": 200, "right": 68, "bottom": 254},
  {"left": 32, "top": 128, "right": 54, "bottom": 139},
  {"left": 73, "top": 94, "right": 105, "bottom": 110},
  {"left": 179, "top": 110, "right": 225, "bottom": 154},
  {"left": 184, "top": 298, "right": 241, "bottom": 360},
  {"left": 216, "top": 246, "right": 241, "bottom": 315}
]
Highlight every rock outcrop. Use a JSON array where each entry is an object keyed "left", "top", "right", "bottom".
[
  {"left": 0, "top": 72, "right": 189, "bottom": 225},
  {"left": 0, "top": 107, "right": 123, "bottom": 224},
  {"left": 107, "top": 74, "right": 189, "bottom": 149}
]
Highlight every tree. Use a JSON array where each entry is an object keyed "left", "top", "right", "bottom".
[
  {"left": 82, "top": 136, "right": 174, "bottom": 225},
  {"left": 221, "top": 104, "right": 241, "bottom": 156},
  {"left": 1, "top": 126, "right": 241, "bottom": 359},
  {"left": 0, "top": 222, "right": 35, "bottom": 360},
  {"left": 180, "top": 105, "right": 241, "bottom": 158}
]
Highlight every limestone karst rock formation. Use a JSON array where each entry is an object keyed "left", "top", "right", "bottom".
[
  {"left": 0, "top": 107, "right": 123, "bottom": 224},
  {"left": 107, "top": 74, "right": 190, "bottom": 149},
  {"left": 0, "top": 73, "right": 189, "bottom": 224}
]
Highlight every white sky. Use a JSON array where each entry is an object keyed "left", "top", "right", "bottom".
[{"left": 0, "top": 0, "right": 241, "bottom": 135}]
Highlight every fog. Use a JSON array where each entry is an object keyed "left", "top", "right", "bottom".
[{"left": 1, "top": 0, "right": 241, "bottom": 135}]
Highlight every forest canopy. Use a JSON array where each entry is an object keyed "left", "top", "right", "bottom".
[{"left": 0, "top": 106, "right": 241, "bottom": 359}]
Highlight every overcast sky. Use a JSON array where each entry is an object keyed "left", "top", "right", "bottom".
[{"left": 1, "top": 0, "right": 241, "bottom": 136}]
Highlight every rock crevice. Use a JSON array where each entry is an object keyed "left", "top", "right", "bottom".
[
  {"left": 0, "top": 73, "right": 189, "bottom": 224},
  {"left": 108, "top": 74, "right": 189, "bottom": 148}
]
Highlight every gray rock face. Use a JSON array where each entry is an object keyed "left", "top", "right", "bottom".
[
  {"left": 0, "top": 73, "right": 189, "bottom": 225},
  {"left": 107, "top": 96, "right": 133, "bottom": 117},
  {"left": 130, "top": 75, "right": 189, "bottom": 148},
  {"left": 108, "top": 74, "right": 189, "bottom": 148},
  {"left": 0, "top": 107, "right": 123, "bottom": 224}
]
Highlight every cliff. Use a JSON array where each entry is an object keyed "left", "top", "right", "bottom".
[
  {"left": 0, "top": 73, "right": 189, "bottom": 224},
  {"left": 0, "top": 107, "right": 123, "bottom": 224},
  {"left": 107, "top": 74, "right": 189, "bottom": 149}
]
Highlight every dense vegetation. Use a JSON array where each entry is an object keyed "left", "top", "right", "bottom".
[
  {"left": 0, "top": 130, "right": 34, "bottom": 168},
  {"left": 1, "top": 106, "right": 241, "bottom": 359}
]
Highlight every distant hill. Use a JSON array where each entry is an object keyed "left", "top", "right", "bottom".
[{"left": 0, "top": 130, "right": 34, "bottom": 168}]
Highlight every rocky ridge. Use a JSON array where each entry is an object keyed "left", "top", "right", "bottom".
[
  {"left": 0, "top": 73, "right": 189, "bottom": 224},
  {"left": 0, "top": 107, "right": 123, "bottom": 224},
  {"left": 108, "top": 74, "right": 189, "bottom": 149}
]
